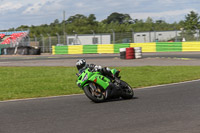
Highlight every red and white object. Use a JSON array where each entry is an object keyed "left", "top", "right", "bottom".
[
  {"left": 126, "top": 47, "right": 135, "bottom": 59},
  {"left": 120, "top": 47, "right": 142, "bottom": 59},
  {"left": 134, "top": 47, "right": 142, "bottom": 59}
]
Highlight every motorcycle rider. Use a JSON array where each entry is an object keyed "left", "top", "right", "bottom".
[
  {"left": 76, "top": 59, "right": 118, "bottom": 99},
  {"left": 76, "top": 59, "right": 114, "bottom": 80}
]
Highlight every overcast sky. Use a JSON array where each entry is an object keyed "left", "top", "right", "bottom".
[{"left": 0, "top": 0, "right": 200, "bottom": 30}]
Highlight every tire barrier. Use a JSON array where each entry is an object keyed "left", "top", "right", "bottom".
[
  {"left": 119, "top": 48, "right": 126, "bottom": 59},
  {"left": 1, "top": 46, "right": 41, "bottom": 55},
  {"left": 126, "top": 47, "right": 135, "bottom": 59},
  {"left": 134, "top": 47, "right": 142, "bottom": 59},
  {"left": 120, "top": 47, "right": 142, "bottom": 59}
]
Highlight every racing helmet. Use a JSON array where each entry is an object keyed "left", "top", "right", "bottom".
[{"left": 76, "top": 59, "right": 86, "bottom": 70}]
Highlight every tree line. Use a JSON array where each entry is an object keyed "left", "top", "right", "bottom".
[{"left": 11, "top": 11, "right": 200, "bottom": 38}]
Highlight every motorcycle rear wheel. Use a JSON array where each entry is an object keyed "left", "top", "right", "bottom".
[
  {"left": 83, "top": 84, "right": 106, "bottom": 103},
  {"left": 120, "top": 80, "right": 134, "bottom": 99}
]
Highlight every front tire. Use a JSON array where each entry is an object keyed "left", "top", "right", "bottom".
[
  {"left": 120, "top": 80, "right": 134, "bottom": 99},
  {"left": 83, "top": 85, "right": 106, "bottom": 103}
]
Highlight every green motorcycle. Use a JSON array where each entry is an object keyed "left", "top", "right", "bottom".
[{"left": 76, "top": 67, "right": 134, "bottom": 103}]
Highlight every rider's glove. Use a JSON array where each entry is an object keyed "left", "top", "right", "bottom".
[{"left": 94, "top": 65, "right": 102, "bottom": 71}]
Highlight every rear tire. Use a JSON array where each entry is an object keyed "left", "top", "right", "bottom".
[
  {"left": 120, "top": 80, "right": 134, "bottom": 99},
  {"left": 83, "top": 85, "right": 106, "bottom": 103}
]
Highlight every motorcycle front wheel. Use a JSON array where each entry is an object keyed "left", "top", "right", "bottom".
[
  {"left": 120, "top": 80, "right": 134, "bottom": 99},
  {"left": 83, "top": 84, "right": 107, "bottom": 103}
]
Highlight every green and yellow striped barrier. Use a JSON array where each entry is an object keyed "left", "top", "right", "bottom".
[
  {"left": 114, "top": 43, "right": 130, "bottom": 53},
  {"left": 182, "top": 42, "right": 200, "bottom": 51},
  {"left": 156, "top": 42, "right": 182, "bottom": 52},
  {"left": 97, "top": 44, "right": 114, "bottom": 54},
  {"left": 83, "top": 45, "right": 98, "bottom": 54},
  {"left": 68, "top": 45, "right": 83, "bottom": 54},
  {"left": 52, "top": 42, "right": 200, "bottom": 55},
  {"left": 130, "top": 43, "right": 156, "bottom": 52}
]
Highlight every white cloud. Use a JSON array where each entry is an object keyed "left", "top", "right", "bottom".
[
  {"left": 157, "top": 0, "right": 175, "bottom": 4},
  {"left": 23, "top": 2, "right": 45, "bottom": 14},
  {"left": 130, "top": 9, "right": 196, "bottom": 21},
  {"left": 0, "top": 2, "right": 22, "bottom": 13},
  {"left": 75, "top": 2, "right": 85, "bottom": 8},
  {"left": 22, "top": 0, "right": 57, "bottom": 15}
]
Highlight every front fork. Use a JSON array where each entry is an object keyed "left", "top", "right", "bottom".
[
  {"left": 88, "top": 83, "right": 106, "bottom": 97},
  {"left": 88, "top": 83, "right": 97, "bottom": 92}
]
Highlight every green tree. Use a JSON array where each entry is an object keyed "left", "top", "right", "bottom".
[
  {"left": 16, "top": 25, "right": 29, "bottom": 30},
  {"left": 182, "top": 11, "right": 200, "bottom": 41},
  {"left": 67, "top": 14, "right": 87, "bottom": 24},
  {"left": 103, "top": 12, "right": 133, "bottom": 24},
  {"left": 88, "top": 14, "right": 98, "bottom": 25},
  {"left": 14, "top": 11, "right": 199, "bottom": 40},
  {"left": 145, "top": 17, "right": 154, "bottom": 24},
  {"left": 184, "top": 11, "right": 200, "bottom": 30},
  {"left": 50, "top": 19, "right": 60, "bottom": 27}
]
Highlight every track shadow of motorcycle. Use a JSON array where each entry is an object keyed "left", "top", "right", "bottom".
[
  {"left": 85, "top": 96, "right": 139, "bottom": 104},
  {"left": 104, "top": 96, "right": 138, "bottom": 103}
]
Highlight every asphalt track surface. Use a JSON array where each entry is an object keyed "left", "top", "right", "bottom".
[
  {"left": 1, "top": 52, "right": 200, "bottom": 61},
  {"left": 1, "top": 52, "right": 200, "bottom": 133},
  {"left": 0, "top": 80, "right": 200, "bottom": 133},
  {"left": 1, "top": 52, "right": 200, "bottom": 66}
]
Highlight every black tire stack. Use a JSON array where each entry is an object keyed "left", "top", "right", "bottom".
[{"left": 120, "top": 48, "right": 126, "bottom": 59}]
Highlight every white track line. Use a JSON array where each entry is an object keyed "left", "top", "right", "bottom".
[
  {"left": 136, "top": 79, "right": 200, "bottom": 90},
  {"left": 1, "top": 79, "right": 200, "bottom": 103},
  {"left": 0, "top": 94, "right": 84, "bottom": 103}
]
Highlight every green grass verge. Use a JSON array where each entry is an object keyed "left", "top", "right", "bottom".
[{"left": 1, "top": 66, "right": 200, "bottom": 101}]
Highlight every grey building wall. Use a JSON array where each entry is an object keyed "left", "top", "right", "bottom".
[
  {"left": 134, "top": 30, "right": 182, "bottom": 43},
  {"left": 66, "top": 34, "right": 111, "bottom": 45}
]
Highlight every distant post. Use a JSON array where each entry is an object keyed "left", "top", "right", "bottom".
[
  {"left": 34, "top": 34, "right": 37, "bottom": 46},
  {"left": 56, "top": 33, "right": 60, "bottom": 44},
  {"left": 194, "top": 26, "right": 199, "bottom": 41},
  {"left": 40, "top": 34, "right": 45, "bottom": 53},
  {"left": 91, "top": 30, "right": 95, "bottom": 44},
  {"left": 47, "top": 33, "right": 51, "bottom": 53},
  {"left": 111, "top": 29, "right": 115, "bottom": 44},
  {"left": 152, "top": 27, "right": 156, "bottom": 42},
  {"left": 63, "top": 11, "right": 66, "bottom": 45},
  {"left": 131, "top": 28, "right": 134, "bottom": 43},
  {"left": 175, "top": 27, "right": 177, "bottom": 42}
]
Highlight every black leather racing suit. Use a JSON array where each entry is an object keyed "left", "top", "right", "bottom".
[{"left": 79, "top": 64, "right": 113, "bottom": 79}]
